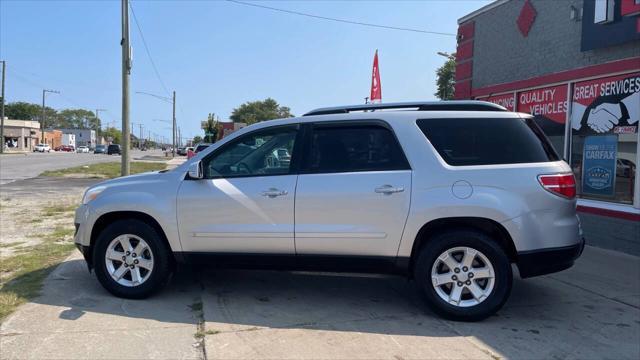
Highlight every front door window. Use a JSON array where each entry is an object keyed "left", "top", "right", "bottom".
[{"left": 204, "top": 126, "right": 297, "bottom": 178}]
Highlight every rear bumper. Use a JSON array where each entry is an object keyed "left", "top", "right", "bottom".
[{"left": 517, "top": 237, "right": 585, "bottom": 278}]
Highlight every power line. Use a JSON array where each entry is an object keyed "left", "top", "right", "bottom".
[
  {"left": 129, "top": 1, "right": 172, "bottom": 97},
  {"left": 6, "top": 68, "right": 121, "bottom": 125},
  {"left": 226, "top": 0, "right": 456, "bottom": 37}
]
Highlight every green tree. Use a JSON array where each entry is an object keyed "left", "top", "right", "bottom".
[
  {"left": 55, "top": 109, "right": 100, "bottom": 130},
  {"left": 192, "top": 135, "right": 203, "bottom": 144},
  {"left": 5, "top": 101, "right": 55, "bottom": 122},
  {"left": 229, "top": 98, "right": 293, "bottom": 125},
  {"left": 434, "top": 57, "right": 456, "bottom": 100},
  {"left": 203, "top": 113, "right": 219, "bottom": 143},
  {"left": 102, "top": 127, "right": 122, "bottom": 145}
]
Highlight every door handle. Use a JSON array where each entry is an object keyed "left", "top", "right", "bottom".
[
  {"left": 261, "top": 188, "right": 288, "bottom": 198},
  {"left": 375, "top": 185, "right": 404, "bottom": 194}
]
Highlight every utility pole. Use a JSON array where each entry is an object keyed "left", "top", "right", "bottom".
[
  {"left": 121, "top": 0, "right": 132, "bottom": 176},
  {"left": 95, "top": 108, "right": 106, "bottom": 130},
  {"left": 94, "top": 108, "right": 106, "bottom": 147},
  {"left": 0, "top": 60, "right": 5, "bottom": 154},
  {"left": 139, "top": 123, "right": 143, "bottom": 149},
  {"left": 172, "top": 91, "right": 176, "bottom": 157},
  {"left": 41, "top": 89, "right": 60, "bottom": 143}
]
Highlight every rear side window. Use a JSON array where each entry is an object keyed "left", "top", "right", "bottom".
[
  {"left": 303, "top": 124, "right": 410, "bottom": 173},
  {"left": 417, "top": 117, "right": 559, "bottom": 166}
]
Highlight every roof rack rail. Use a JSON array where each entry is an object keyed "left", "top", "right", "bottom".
[{"left": 303, "top": 100, "right": 507, "bottom": 116}]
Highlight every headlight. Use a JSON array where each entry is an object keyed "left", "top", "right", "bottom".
[{"left": 82, "top": 186, "right": 106, "bottom": 204}]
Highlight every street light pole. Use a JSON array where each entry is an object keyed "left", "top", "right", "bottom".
[
  {"left": 172, "top": 91, "right": 176, "bottom": 157},
  {"left": 0, "top": 60, "right": 5, "bottom": 154},
  {"left": 41, "top": 89, "right": 60, "bottom": 143},
  {"left": 95, "top": 108, "right": 106, "bottom": 140},
  {"left": 121, "top": 0, "right": 132, "bottom": 176},
  {"left": 139, "top": 123, "right": 143, "bottom": 149},
  {"left": 137, "top": 91, "right": 175, "bottom": 157}
]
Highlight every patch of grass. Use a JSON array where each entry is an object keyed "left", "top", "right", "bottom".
[
  {"left": 40, "top": 162, "right": 167, "bottom": 179},
  {"left": 0, "top": 241, "right": 26, "bottom": 249},
  {"left": 0, "top": 240, "right": 75, "bottom": 321},
  {"left": 42, "top": 204, "right": 77, "bottom": 217},
  {"left": 43, "top": 227, "right": 74, "bottom": 242},
  {"left": 194, "top": 329, "right": 220, "bottom": 338}
]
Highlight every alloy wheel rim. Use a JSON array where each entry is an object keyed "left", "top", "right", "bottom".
[
  {"left": 105, "top": 234, "right": 154, "bottom": 287},
  {"left": 430, "top": 246, "right": 495, "bottom": 308}
]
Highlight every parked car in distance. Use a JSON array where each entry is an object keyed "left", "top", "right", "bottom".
[
  {"left": 94, "top": 145, "right": 107, "bottom": 154},
  {"left": 176, "top": 147, "right": 187, "bottom": 156},
  {"left": 107, "top": 144, "right": 121, "bottom": 155},
  {"left": 616, "top": 158, "right": 636, "bottom": 178},
  {"left": 55, "top": 145, "right": 75, "bottom": 152},
  {"left": 272, "top": 148, "right": 291, "bottom": 165},
  {"left": 74, "top": 101, "right": 584, "bottom": 321},
  {"left": 76, "top": 146, "right": 90, "bottom": 153},
  {"left": 187, "top": 143, "right": 211, "bottom": 159},
  {"left": 34, "top": 143, "right": 51, "bottom": 152}
]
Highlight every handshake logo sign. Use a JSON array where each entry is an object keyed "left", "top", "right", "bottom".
[
  {"left": 588, "top": 103, "right": 631, "bottom": 134},
  {"left": 572, "top": 74, "right": 639, "bottom": 135}
]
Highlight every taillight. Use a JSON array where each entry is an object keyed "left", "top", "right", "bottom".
[{"left": 538, "top": 173, "right": 576, "bottom": 199}]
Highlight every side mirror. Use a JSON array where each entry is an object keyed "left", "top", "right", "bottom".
[{"left": 188, "top": 160, "right": 204, "bottom": 180}]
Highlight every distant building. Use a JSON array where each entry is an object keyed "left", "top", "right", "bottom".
[
  {"left": 217, "top": 122, "right": 247, "bottom": 140},
  {"left": 58, "top": 129, "right": 97, "bottom": 148},
  {"left": 44, "top": 130, "right": 62, "bottom": 149},
  {"left": 61, "top": 133, "right": 76, "bottom": 148},
  {"left": 2, "top": 119, "right": 40, "bottom": 152}
]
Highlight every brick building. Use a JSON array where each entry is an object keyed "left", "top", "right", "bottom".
[
  {"left": 43, "top": 129, "right": 62, "bottom": 149},
  {"left": 455, "top": 0, "right": 639, "bottom": 254}
]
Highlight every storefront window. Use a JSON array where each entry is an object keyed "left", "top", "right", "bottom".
[
  {"left": 570, "top": 72, "right": 639, "bottom": 205},
  {"left": 517, "top": 84, "right": 568, "bottom": 157}
]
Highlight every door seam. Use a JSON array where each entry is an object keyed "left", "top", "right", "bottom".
[{"left": 293, "top": 174, "right": 299, "bottom": 254}]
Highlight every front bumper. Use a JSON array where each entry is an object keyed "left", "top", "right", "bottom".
[
  {"left": 75, "top": 243, "right": 93, "bottom": 270},
  {"left": 517, "top": 237, "right": 585, "bottom": 278},
  {"left": 74, "top": 204, "right": 94, "bottom": 270}
]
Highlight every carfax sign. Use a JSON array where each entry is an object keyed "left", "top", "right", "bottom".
[{"left": 582, "top": 135, "right": 618, "bottom": 197}]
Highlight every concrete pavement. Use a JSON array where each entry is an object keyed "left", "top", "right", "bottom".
[
  {"left": 1, "top": 246, "right": 638, "bottom": 359},
  {"left": 0, "top": 150, "right": 168, "bottom": 185}
]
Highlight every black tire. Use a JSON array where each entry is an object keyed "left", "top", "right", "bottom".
[
  {"left": 414, "top": 229, "right": 512, "bottom": 321},
  {"left": 93, "top": 219, "right": 172, "bottom": 299}
]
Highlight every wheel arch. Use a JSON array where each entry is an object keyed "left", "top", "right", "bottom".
[
  {"left": 409, "top": 217, "right": 517, "bottom": 274},
  {"left": 87, "top": 211, "right": 175, "bottom": 270}
]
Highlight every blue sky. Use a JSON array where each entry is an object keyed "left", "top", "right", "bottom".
[{"left": 1, "top": 0, "right": 488, "bottom": 142}]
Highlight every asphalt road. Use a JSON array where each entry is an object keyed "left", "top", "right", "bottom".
[{"left": 0, "top": 149, "right": 166, "bottom": 185}]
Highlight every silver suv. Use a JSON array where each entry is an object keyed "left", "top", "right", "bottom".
[{"left": 74, "top": 101, "right": 584, "bottom": 321}]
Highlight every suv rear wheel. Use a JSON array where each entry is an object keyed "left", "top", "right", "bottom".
[
  {"left": 93, "top": 219, "right": 171, "bottom": 298},
  {"left": 414, "top": 230, "right": 512, "bottom": 321}
]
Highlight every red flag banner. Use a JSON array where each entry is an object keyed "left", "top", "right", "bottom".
[{"left": 370, "top": 50, "right": 382, "bottom": 103}]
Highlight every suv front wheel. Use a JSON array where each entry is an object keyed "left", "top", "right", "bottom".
[
  {"left": 93, "top": 219, "right": 172, "bottom": 298},
  {"left": 414, "top": 230, "right": 512, "bottom": 321}
]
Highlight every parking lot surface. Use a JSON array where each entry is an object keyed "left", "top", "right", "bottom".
[{"left": 1, "top": 245, "right": 638, "bottom": 359}]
